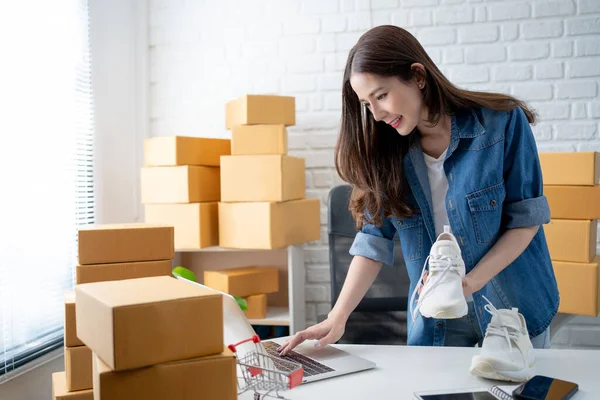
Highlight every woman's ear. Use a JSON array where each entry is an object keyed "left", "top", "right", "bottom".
[{"left": 410, "top": 63, "right": 427, "bottom": 88}]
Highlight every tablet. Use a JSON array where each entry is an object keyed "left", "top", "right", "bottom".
[{"left": 414, "top": 388, "right": 503, "bottom": 400}]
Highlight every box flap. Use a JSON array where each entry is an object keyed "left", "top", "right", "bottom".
[
  {"left": 79, "top": 223, "right": 170, "bottom": 231},
  {"left": 76, "top": 276, "right": 220, "bottom": 308}
]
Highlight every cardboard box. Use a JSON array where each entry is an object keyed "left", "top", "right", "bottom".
[
  {"left": 231, "top": 124, "right": 287, "bottom": 155},
  {"left": 75, "top": 276, "right": 223, "bottom": 371},
  {"left": 220, "top": 155, "right": 305, "bottom": 202},
  {"left": 93, "top": 350, "right": 237, "bottom": 400},
  {"left": 76, "top": 260, "right": 172, "bottom": 285},
  {"left": 65, "top": 346, "right": 92, "bottom": 391},
  {"left": 141, "top": 165, "right": 220, "bottom": 204},
  {"left": 78, "top": 224, "right": 174, "bottom": 265},
  {"left": 144, "top": 203, "right": 218, "bottom": 250},
  {"left": 553, "top": 257, "right": 599, "bottom": 317},
  {"left": 545, "top": 219, "right": 597, "bottom": 263},
  {"left": 243, "top": 293, "right": 267, "bottom": 319},
  {"left": 204, "top": 267, "right": 279, "bottom": 298},
  {"left": 545, "top": 185, "right": 600, "bottom": 220},
  {"left": 144, "top": 136, "right": 230, "bottom": 167},
  {"left": 539, "top": 152, "right": 600, "bottom": 185},
  {"left": 219, "top": 198, "right": 320, "bottom": 249},
  {"left": 52, "top": 372, "right": 93, "bottom": 400},
  {"left": 226, "top": 94, "right": 295, "bottom": 129},
  {"left": 64, "top": 292, "right": 84, "bottom": 347}
]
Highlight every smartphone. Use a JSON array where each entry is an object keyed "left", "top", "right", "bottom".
[
  {"left": 513, "top": 375, "right": 578, "bottom": 400},
  {"left": 413, "top": 388, "right": 500, "bottom": 400}
]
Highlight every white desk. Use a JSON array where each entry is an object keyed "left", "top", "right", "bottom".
[{"left": 239, "top": 344, "right": 599, "bottom": 399}]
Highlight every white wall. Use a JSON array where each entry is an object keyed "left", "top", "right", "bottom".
[
  {"left": 93, "top": 0, "right": 148, "bottom": 225},
  {"left": 149, "top": 0, "right": 600, "bottom": 345}
]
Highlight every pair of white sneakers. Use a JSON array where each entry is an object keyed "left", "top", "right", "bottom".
[{"left": 410, "top": 226, "right": 535, "bottom": 382}]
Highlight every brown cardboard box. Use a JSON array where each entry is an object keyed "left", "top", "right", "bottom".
[
  {"left": 243, "top": 293, "right": 267, "bottom": 319},
  {"left": 78, "top": 224, "right": 174, "bottom": 265},
  {"left": 219, "top": 198, "right": 320, "bottom": 249},
  {"left": 75, "top": 276, "right": 223, "bottom": 371},
  {"left": 539, "top": 152, "right": 600, "bottom": 185},
  {"left": 225, "top": 94, "right": 295, "bottom": 129},
  {"left": 51, "top": 372, "right": 93, "bottom": 400},
  {"left": 92, "top": 350, "right": 237, "bottom": 400},
  {"left": 64, "top": 292, "right": 83, "bottom": 347},
  {"left": 144, "top": 203, "right": 218, "bottom": 250},
  {"left": 231, "top": 124, "right": 287, "bottom": 155},
  {"left": 144, "top": 136, "right": 230, "bottom": 167},
  {"left": 545, "top": 219, "right": 597, "bottom": 263},
  {"left": 76, "top": 260, "right": 172, "bottom": 284},
  {"left": 141, "top": 165, "right": 220, "bottom": 204},
  {"left": 65, "top": 346, "right": 92, "bottom": 391},
  {"left": 553, "top": 256, "right": 599, "bottom": 317},
  {"left": 204, "top": 267, "right": 279, "bottom": 298},
  {"left": 545, "top": 185, "right": 600, "bottom": 220},
  {"left": 220, "top": 155, "right": 305, "bottom": 202}
]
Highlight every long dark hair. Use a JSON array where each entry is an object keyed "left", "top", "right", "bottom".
[{"left": 335, "top": 25, "right": 536, "bottom": 228}]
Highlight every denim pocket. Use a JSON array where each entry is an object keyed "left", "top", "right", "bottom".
[
  {"left": 394, "top": 213, "right": 424, "bottom": 261},
  {"left": 466, "top": 181, "right": 506, "bottom": 244}
]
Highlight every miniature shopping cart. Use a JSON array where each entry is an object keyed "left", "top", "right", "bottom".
[{"left": 228, "top": 335, "right": 304, "bottom": 400}]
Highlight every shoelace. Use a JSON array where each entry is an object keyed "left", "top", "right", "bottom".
[
  {"left": 409, "top": 254, "right": 461, "bottom": 321},
  {"left": 482, "top": 295, "right": 521, "bottom": 353}
]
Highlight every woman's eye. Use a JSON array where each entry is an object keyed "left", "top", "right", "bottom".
[
  {"left": 362, "top": 102, "right": 371, "bottom": 109},
  {"left": 376, "top": 93, "right": 387, "bottom": 101}
]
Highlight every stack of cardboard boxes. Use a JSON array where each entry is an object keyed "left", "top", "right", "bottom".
[
  {"left": 142, "top": 136, "right": 230, "bottom": 249},
  {"left": 540, "top": 152, "right": 600, "bottom": 317},
  {"left": 57, "top": 293, "right": 93, "bottom": 400},
  {"left": 76, "top": 276, "right": 236, "bottom": 400},
  {"left": 218, "top": 94, "right": 321, "bottom": 249},
  {"left": 53, "top": 224, "right": 175, "bottom": 399},
  {"left": 201, "top": 94, "right": 321, "bottom": 321}
]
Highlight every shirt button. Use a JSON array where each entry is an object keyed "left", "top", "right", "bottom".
[
  {"left": 397, "top": 221, "right": 403, "bottom": 226},
  {"left": 490, "top": 199, "right": 496, "bottom": 206},
  {"left": 437, "top": 322, "right": 444, "bottom": 328}
]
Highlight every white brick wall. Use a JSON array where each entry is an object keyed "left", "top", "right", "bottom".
[{"left": 149, "top": 0, "right": 600, "bottom": 346}]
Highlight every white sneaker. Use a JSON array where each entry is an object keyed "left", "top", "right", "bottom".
[
  {"left": 410, "top": 226, "right": 468, "bottom": 320},
  {"left": 470, "top": 296, "right": 535, "bottom": 382}
]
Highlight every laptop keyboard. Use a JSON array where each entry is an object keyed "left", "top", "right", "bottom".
[{"left": 262, "top": 341, "right": 335, "bottom": 377}]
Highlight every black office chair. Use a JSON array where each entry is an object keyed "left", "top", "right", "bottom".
[{"left": 326, "top": 185, "right": 410, "bottom": 345}]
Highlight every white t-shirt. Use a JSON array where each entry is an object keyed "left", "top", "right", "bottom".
[
  {"left": 423, "top": 149, "right": 450, "bottom": 239},
  {"left": 423, "top": 149, "right": 474, "bottom": 302}
]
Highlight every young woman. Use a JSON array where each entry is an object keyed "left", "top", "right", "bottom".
[{"left": 278, "top": 25, "right": 559, "bottom": 354}]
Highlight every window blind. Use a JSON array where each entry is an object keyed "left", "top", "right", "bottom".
[{"left": 0, "top": 0, "right": 94, "bottom": 380}]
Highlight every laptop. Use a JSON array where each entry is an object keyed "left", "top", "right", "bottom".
[{"left": 176, "top": 276, "right": 376, "bottom": 384}]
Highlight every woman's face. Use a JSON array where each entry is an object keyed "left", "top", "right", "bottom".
[{"left": 350, "top": 71, "right": 425, "bottom": 136}]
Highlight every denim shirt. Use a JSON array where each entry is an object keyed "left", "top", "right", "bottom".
[{"left": 349, "top": 106, "right": 560, "bottom": 346}]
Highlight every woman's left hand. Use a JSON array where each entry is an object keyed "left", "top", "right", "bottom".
[{"left": 462, "top": 274, "right": 485, "bottom": 297}]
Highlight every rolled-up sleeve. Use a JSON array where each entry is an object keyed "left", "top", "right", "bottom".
[
  {"left": 349, "top": 211, "right": 396, "bottom": 266},
  {"left": 502, "top": 107, "right": 550, "bottom": 229}
]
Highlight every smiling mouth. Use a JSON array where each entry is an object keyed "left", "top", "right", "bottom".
[{"left": 389, "top": 116, "right": 402, "bottom": 128}]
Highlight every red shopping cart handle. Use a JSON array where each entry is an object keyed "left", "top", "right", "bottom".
[
  {"left": 289, "top": 368, "right": 304, "bottom": 389},
  {"left": 228, "top": 334, "right": 261, "bottom": 353}
]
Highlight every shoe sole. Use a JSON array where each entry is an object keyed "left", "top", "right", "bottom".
[
  {"left": 469, "top": 359, "right": 534, "bottom": 383},
  {"left": 420, "top": 302, "right": 468, "bottom": 319}
]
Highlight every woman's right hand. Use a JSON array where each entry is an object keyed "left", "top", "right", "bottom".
[{"left": 276, "top": 314, "right": 346, "bottom": 356}]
